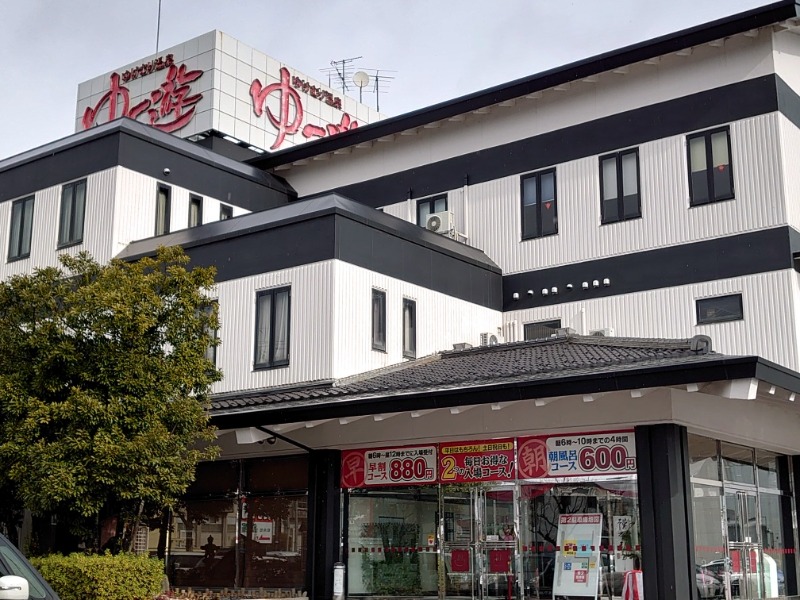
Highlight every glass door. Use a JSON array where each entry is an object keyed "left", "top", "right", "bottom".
[
  {"left": 480, "top": 484, "right": 520, "bottom": 600},
  {"left": 441, "top": 489, "right": 477, "bottom": 599},
  {"left": 725, "top": 490, "right": 763, "bottom": 600}
]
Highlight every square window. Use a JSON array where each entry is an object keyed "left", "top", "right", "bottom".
[
  {"left": 220, "top": 204, "right": 233, "bottom": 220},
  {"left": 696, "top": 294, "right": 743, "bottom": 324},
  {"left": 58, "top": 179, "right": 87, "bottom": 247},
  {"left": 688, "top": 127, "right": 734, "bottom": 206},
  {"left": 155, "top": 185, "right": 171, "bottom": 236},
  {"left": 189, "top": 195, "right": 203, "bottom": 228},
  {"left": 521, "top": 169, "right": 557, "bottom": 240},
  {"left": 372, "top": 289, "right": 386, "bottom": 352},
  {"left": 8, "top": 196, "right": 34, "bottom": 261},
  {"left": 254, "top": 287, "right": 291, "bottom": 369},
  {"left": 403, "top": 298, "right": 416, "bottom": 359},
  {"left": 524, "top": 319, "right": 562, "bottom": 340},
  {"left": 417, "top": 195, "right": 447, "bottom": 227},
  {"left": 600, "top": 149, "right": 640, "bottom": 224}
]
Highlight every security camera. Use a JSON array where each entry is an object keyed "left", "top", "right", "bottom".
[{"left": 163, "top": 167, "right": 171, "bottom": 176}]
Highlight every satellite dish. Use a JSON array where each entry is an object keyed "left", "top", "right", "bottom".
[{"left": 353, "top": 71, "right": 370, "bottom": 88}]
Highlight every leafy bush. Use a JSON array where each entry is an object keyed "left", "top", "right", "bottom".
[{"left": 31, "top": 552, "right": 163, "bottom": 600}]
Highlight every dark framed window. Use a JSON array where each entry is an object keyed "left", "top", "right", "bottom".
[
  {"left": 220, "top": 204, "right": 233, "bottom": 220},
  {"left": 600, "top": 149, "right": 640, "bottom": 223},
  {"left": 372, "top": 289, "right": 386, "bottom": 352},
  {"left": 416, "top": 195, "right": 447, "bottom": 226},
  {"left": 696, "top": 293, "right": 743, "bottom": 324},
  {"left": 688, "top": 127, "right": 734, "bottom": 206},
  {"left": 58, "top": 179, "right": 87, "bottom": 247},
  {"left": 155, "top": 185, "right": 171, "bottom": 235},
  {"left": 524, "top": 319, "right": 562, "bottom": 341},
  {"left": 254, "top": 287, "right": 291, "bottom": 369},
  {"left": 402, "top": 298, "right": 416, "bottom": 359},
  {"left": 189, "top": 195, "right": 203, "bottom": 228},
  {"left": 8, "top": 196, "right": 34, "bottom": 261},
  {"left": 202, "top": 300, "right": 218, "bottom": 368},
  {"left": 521, "top": 169, "right": 557, "bottom": 240}
]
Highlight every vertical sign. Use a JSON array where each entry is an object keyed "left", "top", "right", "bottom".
[
  {"left": 553, "top": 514, "right": 603, "bottom": 598},
  {"left": 438, "top": 439, "right": 516, "bottom": 483}
]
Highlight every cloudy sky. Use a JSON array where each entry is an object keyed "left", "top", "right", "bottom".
[{"left": 0, "top": 0, "right": 766, "bottom": 160}]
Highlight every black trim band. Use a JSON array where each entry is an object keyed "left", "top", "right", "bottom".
[
  {"left": 503, "top": 227, "right": 795, "bottom": 311},
  {"left": 325, "top": 75, "right": 783, "bottom": 207}
]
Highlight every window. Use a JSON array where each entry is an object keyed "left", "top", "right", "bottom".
[
  {"left": 220, "top": 204, "right": 233, "bottom": 220},
  {"left": 524, "top": 319, "right": 562, "bottom": 340},
  {"left": 58, "top": 179, "right": 87, "bottom": 247},
  {"left": 521, "top": 169, "right": 557, "bottom": 239},
  {"left": 202, "top": 300, "right": 218, "bottom": 368},
  {"left": 189, "top": 195, "right": 203, "bottom": 228},
  {"left": 688, "top": 127, "right": 734, "bottom": 205},
  {"left": 403, "top": 298, "right": 416, "bottom": 358},
  {"left": 8, "top": 196, "right": 34, "bottom": 261},
  {"left": 696, "top": 293, "right": 743, "bottom": 324},
  {"left": 416, "top": 195, "right": 447, "bottom": 226},
  {"left": 600, "top": 149, "right": 640, "bottom": 223},
  {"left": 155, "top": 185, "right": 171, "bottom": 235},
  {"left": 254, "top": 287, "right": 291, "bottom": 369},
  {"left": 372, "top": 289, "right": 386, "bottom": 352}
]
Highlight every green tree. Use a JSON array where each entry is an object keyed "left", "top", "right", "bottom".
[{"left": 0, "top": 246, "right": 221, "bottom": 551}]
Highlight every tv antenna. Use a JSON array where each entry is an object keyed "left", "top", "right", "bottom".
[{"left": 322, "top": 57, "right": 362, "bottom": 93}]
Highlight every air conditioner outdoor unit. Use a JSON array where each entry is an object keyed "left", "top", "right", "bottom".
[
  {"left": 426, "top": 211, "right": 454, "bottom": 235},
  {"left": 480, "top": 332, "right": 505, "bottom": 346},
  {"left": 589, "top": 327, "right": 615, "bottom": 337}
]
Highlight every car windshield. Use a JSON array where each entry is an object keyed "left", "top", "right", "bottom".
[{"left": 0, "top": 544, "right": 50, "bottom": 600}]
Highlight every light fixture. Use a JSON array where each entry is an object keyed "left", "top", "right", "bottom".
[
  {"left": 790, "top": 393, "right": 796, "bottom": 402},
  {"left": 768, "top": 385, "right": 776, "bottom": 395},
  {"left": 603, "top": 278, "right": 611, "bottom": 287},
  {"left": 582, "top": 281, "right": 589, "bottom": 290},
  {"left": 551, "top": 287, "right": 558, "bottom": 295},
  {"left": 566, "top": 284, "right": 573, "bottom": 291},
  {"left": 592, "top": 280, "right": 600, "bottom": 288},
  {"left": 582, "top": 395, "right": 595, "bottom": 403},
  {"left": 541, "top": 288, "right": 549, "bottom": 296},
  {"left": 527, "top": 289, "right": 535, "bottom": 296},
  {"left": 512, "top": 292, "right": 520, "bottom": 300}
]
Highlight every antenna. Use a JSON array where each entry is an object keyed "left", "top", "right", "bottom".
[
  {"left": 352, "top": 71, "right": 370, "bottom": 103},
  {"left": 369, "top": 69, "right": 396, "bottom": 113},
  {"left": 321, "top": 57, "right": 362, "bottom": 93},
  {"left": 155, "top": 0, "right": 162, "bottom": 53}
]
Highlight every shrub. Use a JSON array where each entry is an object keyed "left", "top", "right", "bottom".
[{"left": 31, "top": 552, "right": 163, "bottom": 600}]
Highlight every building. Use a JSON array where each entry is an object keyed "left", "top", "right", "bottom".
[{"left": 5, "top": 2, "right": 800, "bottom": 600}]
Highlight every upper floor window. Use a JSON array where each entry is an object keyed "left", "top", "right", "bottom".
[
  {"left": 600, "top": 149, "right": 640, "bottom": 224},
  {"left": 403, "top": 298, "right": 416, "bottom": 359},
  {"left": 417, "top": 195, "right": 447, "bottom": 227},
  {"left": 372, "top": 289, "right": 386, "bottom": 352},
  {"left": 220, "top": 204, "right": 233, "bottom": 220},
  {"left": 8, "top": 196, "right": 34, "bottom": 261},
  {"left": 58, "top": 179, "right": 87, "bottom": 247},
  {"left": 189, "top": 195, "right": 203, "bottom": 228},
  {"left": 688, "top": 127, "right": 734, "bottom": 206},
  {"left": 696, "top": 293, "right": 743, "bottom": 325},
  {"left": 155, "top": 185, "right": 171, "bottom": 236},
  {"left": 524, "top": 319, "right": 562, "bottom": 341},
  {"left": 254, "top": 287, "right": 291, "bottom": 369},
  {"left": 202, "top": 300, "right": 218, "bottom": 368},
  {"left": 521, "top": 169, "right": 557, "bottom": 240}
]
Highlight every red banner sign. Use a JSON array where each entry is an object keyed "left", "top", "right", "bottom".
[
  {"left": 518, "top": 430, "right": 636, "bottom": 479},
  {"left": 439, "top": 439, "right": 516, "bottom": 483},
  {"left": 340, "top": 445, "right": 437, "bottom": 488}
]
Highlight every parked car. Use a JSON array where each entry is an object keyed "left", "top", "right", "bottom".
[
  {"left": 696, "top": 564, "right": 722, "bottom": 599},
  {"left": 0, "top": 533, "right": 60, "bottom": 600}
]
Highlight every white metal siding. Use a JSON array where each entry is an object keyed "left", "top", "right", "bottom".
[
  {"left": 211, "top": 261, "right": 336, "bottom": 394},
  {"left": 111, "top": 167, "right": 251, "bottom": 257},
  {"left": 383, "top": 113, "right": 785, "bottom": 275},
  {"left": 283, "top": 33, "right": 775, "bottom": 196},
  {"left": 778, "top": 114, "right": 800, "bottom": 232},
  {"left": 331, "top": 261, "right": 502, "bottom": 379},
  {"left": 504, "top": 270, "right": 799, "bottom": 370},
  {"left": 0, "top": 169, "right": 117, "bottom": 279}
]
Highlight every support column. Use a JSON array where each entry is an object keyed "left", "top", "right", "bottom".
[
  {"left": 635, "top": 424, "right": 696, "bottom": 600},
  {"left": 306, "top": 450, "right": 341, "bottom": 600}
]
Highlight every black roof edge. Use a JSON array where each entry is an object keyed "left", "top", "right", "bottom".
[
  {"left": 212, "top": 355, "right": 784, "bottom": 430},
  {"left": 0, "top": 118, "right": 294, "bottom": 197},
  {"left": 248, "top": 1, "right": 800, "bottom": 170}
]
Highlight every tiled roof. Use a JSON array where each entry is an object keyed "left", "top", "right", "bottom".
[{"left": 210, "top": 333, "right": 719, "bottom": 415}]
